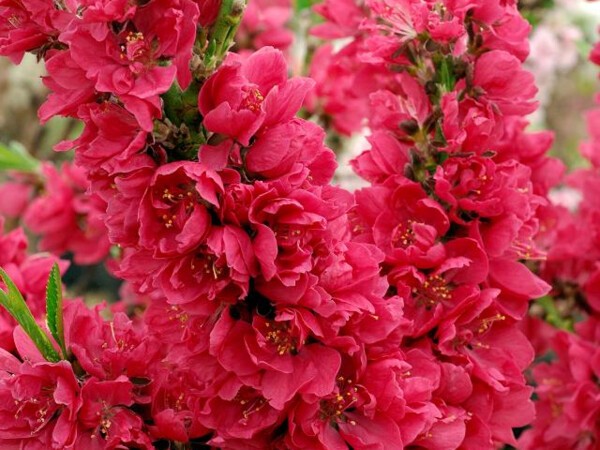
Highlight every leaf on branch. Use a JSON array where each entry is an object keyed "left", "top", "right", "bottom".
[
  {"left": 0, "top": 268, "right": 61, "bottom": 362},
  {"left": 46, "top": 263, "right": 68, "bottom": 359},
  {"left": 0, "top": 142, "right": 39, "bottom": 172}
]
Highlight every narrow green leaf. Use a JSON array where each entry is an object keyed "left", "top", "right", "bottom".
[
  {"left": 438, "top": 58, "right": 456, "bottom": 93},
  {"left": 0, "top": 269, "right": 61, "bottom": 362},
  {"left": 0, "top": 142, "right": 39, "bottom": 172},
  {"left": 46, "top": 263, "right": 67, "bottom": 359}
]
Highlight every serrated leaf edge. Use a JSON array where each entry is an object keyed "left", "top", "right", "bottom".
[
  {"left": 46, "top": 263, "right": 67, "bottom": 359},
  {"left": 0, "top": 268, "right": 61, "bottom": 362}
]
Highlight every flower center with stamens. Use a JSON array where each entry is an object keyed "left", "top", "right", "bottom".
[
  {"left": 91, "top": 401, "right": 115, "bottom": 439},
  {"left": 119, "top": 31, "right": 155, "bottom": 73},
  {"left": 391, "top": 219, "right": 415, "bottom": 248},
  {"left": 511, "top": 237, "right": 544, "bottom": 261},
  {"left": 273, "top": 224, "right": 303, "bottom": 243},
  {"left": 413, "top": 274, "right": 451, "bottom": 307},
  {"left": 234, "top": 388, "right": 268, "bottom": 422},
  {"left": 165, "top": 390, "right": 186, "bottom": 412},
  {"left": 190, "top": 250, "right": 226, "bottom": 281},
  {"left": 168, "top": 305, "right": 189, "bottom": 327},
  {"left": 319, "top": 376, "right": 361, "bottom": 425},
  {"left": 155, "top": 183, "right": 198, "bottom": 230},
  {"left": 241, "top": 87, "right": 264, "bottom": 112},
  {"left": 13, "top": 391, "right": 56, "bottom": 433},
  {"left": 264, "top": 321, "right": 298, "bottom": 355}
]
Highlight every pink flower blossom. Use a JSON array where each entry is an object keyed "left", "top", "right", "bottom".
[
  {"left": 199, "top": 46, "right": 314, "bottom": 146},
  {"left": 139, "top": 161, "right": 223, "bottom": 256},
  {"left": 23, "top": 162, "right": 110, "bottom": 265}
]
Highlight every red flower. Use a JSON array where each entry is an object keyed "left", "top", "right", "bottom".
[
  {"left": 199, "top": 46, "right": 314, "bottom": 146},
  {"left": 54, "top": 102, "right": 148, "bottom": 175},
  {"left": 139, "top": 161, "right": 223, "bottom": 256},
  {"left": 0, "top": 352, "right": 81, "bottom": 448},
  {"left": 472, "top": 50, "right": 537, "bottom": 117},
  {"left": 61, "top": 0, "right": 199, "bottom": 129},
  {"left": 0, "top": 0, "right": 71, "bottom": 63},
  {"left": 210, "top": 307, "right": 341, "bottom": 410},
  {"left": 76, "top": 377, "right": 154, "bottom": 449},
  {"left": 23, "top": 162, "right": 110, "bottom": 265}
]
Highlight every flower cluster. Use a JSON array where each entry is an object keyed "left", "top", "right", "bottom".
[
  {"left": 518, "top": 33, "right": 600, "bottom": 449},
  {"left": 311, "top": 0, "right": 564, "bottom": 447},
  {"left": 0, "top": 0, "right": 583, "bottom": 448},
  {"left": 0, "top": 161, "right": 110, "bottom": 265},
  {"left": 89, "top": 41, "right": 420, "bottom": 448},
  {"left": 1, "top": 0, "right": 419, "bottom": 448},
  {"left": 0, "top": 298, "right": 166, "bottom": 448}
]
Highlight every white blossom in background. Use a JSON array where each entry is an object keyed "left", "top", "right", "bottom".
[
  {"left": 527, "top": 0, "right": 600, "bottom": 126},
  {"left": 549, "top": 186, "right": 583, "bottom": 212},
  {"left": 333, "top": 131, "right": 370, "bottom": 192}
]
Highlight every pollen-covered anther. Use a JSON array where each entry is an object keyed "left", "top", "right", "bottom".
[
  {"left": 162, "top": 188, "right": 175, "bottom": 200},
  {"left": 265, "top": 322, "right": 298, "bottom": 355},
  {"left": 415, "top": 274, "right": 451, "bottom": 307},
  {"left": 160, "top": 186, "right": 197, "bottom": 219},
  {"left": 161, "top": 214, "right": 176, "bottom": 229},
  {"left": 319, "top": 377, "right": 361, "bottom": 424},
  {"left": 36, "top": 406, "right": 47, "bottom": 423},
  {"left": 274, "top": 225, "right": 303, "bottom": 241},
  {"left": 392, "top": 219, "right": 416, "bottom": 247},
  {"left": 174, "top": 393, "right": 185, "bottom": 411},
  {"left": 477, "top": 313, "right": 505, "bottom": 334},
  {"left": 120, "top": 31, "right": 152, "bottom": 69},
  {"left": 168, "top": 305, "right": 189, "bottom": 325},
  {"left": 198, "top": 254, "right": 224, "bottom": 279},
  {"left": 241, "top": 88, "right": 264, "bottom": 112},
  {"left": 512, "top": 239, "right": 545, "bottom": 261},
  {"left": 100, "top": 418, "right": 112, "bottom": 435},
  {"left": 352, "top": 224, "right": 365, "bottom": 234},
  {"left": 126, "top": 31, "right": 144, "bottom": 43},
  {"left": 237, "top": 396, "right": 267, "bottom": 420}
]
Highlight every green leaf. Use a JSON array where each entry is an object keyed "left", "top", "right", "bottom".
[
  {"left": 46, "top": 263, "right": 67, "bottom": 359},
  {"left": 438, "top": 58, "right": 456, "bottom": 93},
  {"left": 0, "top": 142, "right": 39, "bottom": 172},
  {"left": 537, "top": 296, "right": 574, "bottom": 332},
  {"left": 0, "top": 268, "right": 61, "bottom": 362},
  {"left": 296, "top": 0, "right": 316, "bottom": 11}
]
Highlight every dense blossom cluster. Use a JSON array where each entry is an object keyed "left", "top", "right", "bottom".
[
  {"left": 0, "top": 0, "right": 405, "bottom": 447},
  {"left": 517, "top": 35, "right": 600, "bottom": 449},
  {"left": 0, "top": 0, "right": 595, "bottom": 448},
  {"left": 311, "top": 0, "right": 564, "bottom": 447}
]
